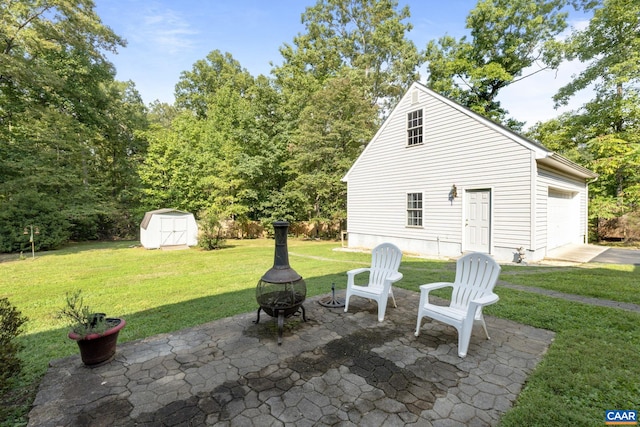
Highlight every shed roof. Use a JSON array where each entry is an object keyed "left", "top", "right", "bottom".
[{"left": 140, "top": 209, "right": 191, "bottom": 230}]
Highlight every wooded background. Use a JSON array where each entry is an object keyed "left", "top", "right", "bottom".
[{"left": 1, "top": 0, "right": 638, "bottom": 252}]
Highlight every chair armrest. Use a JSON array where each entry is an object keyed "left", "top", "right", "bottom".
[
  {"left": 470, "top": 293, "right": 499, "bottom": 307},
  {"left": 346, "top": 267, "right": 370, "bottom": 277},
  {"left": 419, "top": 282, "right": 452, "bottom": 293},
  {"left": 418, "top": 282, "right": 453, "bottom": 304},
  {"left": 387, "top": 271, "right": 403, "bottom": 283},
  {"left": 346, "top": 268, "right": 370, "bottom": 287},
  {"left": 417, "top": 282, "right": 452, "bottom": 309},
  {"left": 465, "top": 292, "right": 499, "bottom": 322}
]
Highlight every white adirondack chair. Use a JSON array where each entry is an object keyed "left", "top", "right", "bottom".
[
  {"left": 344, "top": 243, "right": 403, "bottom": 322},
  {"left": 415, "top": 252, "right": 501, "bottom": 357}
]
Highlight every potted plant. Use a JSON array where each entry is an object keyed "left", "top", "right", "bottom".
[{"left": 57, "top": 290, "right": 126, "bottom": 366}]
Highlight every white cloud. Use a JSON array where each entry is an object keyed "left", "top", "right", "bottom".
[{"left": 129, "top": 6, "right": 198, "bottom": 55}]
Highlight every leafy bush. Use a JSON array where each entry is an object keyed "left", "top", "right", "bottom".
[
  {"left": 69, "top": 209, "right": 138, "bottom": 241},
  {"left": 0, "top": 298, "right": 27, "bottom": 393},
  {"left": 198, "top": 210, "right": 226, "bottom": 250},
  {"left": 0, "top": 190, "right": 71, "bottom": 253},
  {"left": 0, "top": 188, "right": 140, "bottom": 253}
]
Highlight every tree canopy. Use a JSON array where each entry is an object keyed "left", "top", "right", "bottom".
[
  {"left": 2, "top": 0, "right": 639, "bottom": 252},
  {"left": 273, "top": 0, "right": 422, "bottom": 116},
  {"left": 0, "top": 0, "right": 149, "bottom": 252},
  {"left": 424, "top": 0, "right": 568, "bottom": 128},
  {"left": 528, "top": 0, "right": 640, "bottom": 238}
]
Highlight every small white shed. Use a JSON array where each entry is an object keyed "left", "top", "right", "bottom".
[{"left": 140, "top": 209, "right": 198, "bottom": 249}]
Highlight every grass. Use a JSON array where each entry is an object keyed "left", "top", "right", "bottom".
[
  {"left": 1, "top": 239, "right": 639, "bottom": 426},
  {"left": 499, "top": 263, "right": 640, "bottom": 304}
]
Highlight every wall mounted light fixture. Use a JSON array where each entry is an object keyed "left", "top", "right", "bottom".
[{"left": 448, "top": 184, "right": 457, "bottom": 204}]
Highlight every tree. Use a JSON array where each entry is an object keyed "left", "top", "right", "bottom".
[
  {"left": 147, "top": 101, "right": 179, "bottom": 129},
  {"left": 142, "top": 51, "right": 289, "bottom": 226},
  {"left": 587, "top": 133, "right": 640, "bottom": 210},
  {"left": 138, "top": 112, "right": 210, "bottom": 214},
  {"left": 270, "top": 0, "right": 420, "bottom": 229},
  {"left": 273, "top": 0, "right": 422, "bottom": 116},
  {"left": 0, "top": 0, "right": 149, "bottom": 251},
  {"left": 424, "top": 0, "right": 568, "bottom": 127},
  {"left": 174, "top": 50, "right": 254, "bottom": 119},
  {"left": 554, "top": 0, "right": 640, "bottom": 118},
  {"left": 0, "top": 297, "right": 27, "bottom": 395},
  {"left": 529, "top": 0, "right": 640, "bottom": 239},
  {"left": 562, "top": 0, "right": 640, "bottom": 199},
  {"left": 231, "top": 75, "right": 290, "bottom": 224},
  {"left": 282, "top": 74, "right": 378, "bottom": 227},
  {"left": 88, "top": 80, "right": 148, "bottom": 237},
  {"left": 189, "top": 75, "right": 288, "bottom": 224}
]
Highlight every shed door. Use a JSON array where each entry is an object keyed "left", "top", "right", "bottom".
[
  {"left": 160, "top": 216, "right": 188, "bottom": 246},
  {"left": 547, "top": 189, "right": 579, "bottom": 250},
  {"left": 465, "top": 190, "right": 491, "bottom": 253}
]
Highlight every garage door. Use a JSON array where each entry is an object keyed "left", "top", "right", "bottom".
[{"left": 547, "top": 189, "right": 580, "bottom": 250}]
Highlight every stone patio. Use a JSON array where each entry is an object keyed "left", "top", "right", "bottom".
[{"left": 28, "top": 288, "right": 554, "bottom": 426}]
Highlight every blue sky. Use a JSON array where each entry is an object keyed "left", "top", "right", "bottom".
[{"left": 95, "top": 0, "right": 591, "bottom": 128}]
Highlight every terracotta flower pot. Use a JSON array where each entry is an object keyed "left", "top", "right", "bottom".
[{"left": 68, "top": 318, "right": 126, "bottom": 366}]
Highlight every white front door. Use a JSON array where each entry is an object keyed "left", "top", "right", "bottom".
[{"left": 465, "top": 190, "right": 491, "bottom": 253}]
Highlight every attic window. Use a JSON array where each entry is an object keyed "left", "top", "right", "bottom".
[{"left": 407, "top": 109, "right": 423, "bottom": 146}]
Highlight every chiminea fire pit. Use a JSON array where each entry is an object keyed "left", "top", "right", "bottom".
[{"left": 255, "top": 221, "right": 306, "bottom": 344}]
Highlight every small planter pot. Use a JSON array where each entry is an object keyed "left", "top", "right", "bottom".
[{"left": 68, "top": 318, "right": 126, "bottom": 366}]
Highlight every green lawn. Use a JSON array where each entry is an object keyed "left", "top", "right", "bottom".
[{"left": 1, "top": 239, "right": 639, "bottom": 426}]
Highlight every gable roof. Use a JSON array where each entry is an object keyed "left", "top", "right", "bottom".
[
  {"left": 140, "top": 209, "right": 191, "bottom": 230},
  {"left": 343, "top": 82, "right": 597, "bottom": 181}
]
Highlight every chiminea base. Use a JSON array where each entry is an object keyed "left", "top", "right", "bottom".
[{"left": 254, "top": 305, "right": 307, "bottom": 345}]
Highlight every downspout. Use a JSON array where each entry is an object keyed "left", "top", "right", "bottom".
[{"left": 530, "top": 152, "right": 537, "bottom": 253}]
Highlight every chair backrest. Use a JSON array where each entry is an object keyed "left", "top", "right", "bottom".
[
  {"left": 450, "top": 252, "right": 501, "bottom": 311},
  {"left": 369, "top": 243, "right": 403, "bottom": 285}
]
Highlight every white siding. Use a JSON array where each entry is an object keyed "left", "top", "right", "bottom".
[
  {"left": 140, "top": 212, "right": 198, "bottom": 249},
  {"left": 346, "top": 84, "right": 534, "bottom": 261},
  {"left": 345, "top": 83, "right": 593, "bottom": 262}
]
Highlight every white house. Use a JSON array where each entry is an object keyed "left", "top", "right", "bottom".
[
  {"left": 140, "top": 209, "right": 198, "bottom": 249},
  {"left": 342, "top": 82, "right": 597, "bottom": 262}
]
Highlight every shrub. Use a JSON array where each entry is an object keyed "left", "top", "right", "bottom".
[
  {"left": 0, "top": 298, "right": 27, "bottom": 393},
  {"left": 198, "top": 210, "right": 226, "bottom": 250},
  {"left": 0, "top": 190, "right": 72, "bottom": 253}
]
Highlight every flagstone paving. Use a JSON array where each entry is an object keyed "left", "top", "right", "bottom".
[{"left": 28, "top": 288, "right": 554, "bottom": 426}]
